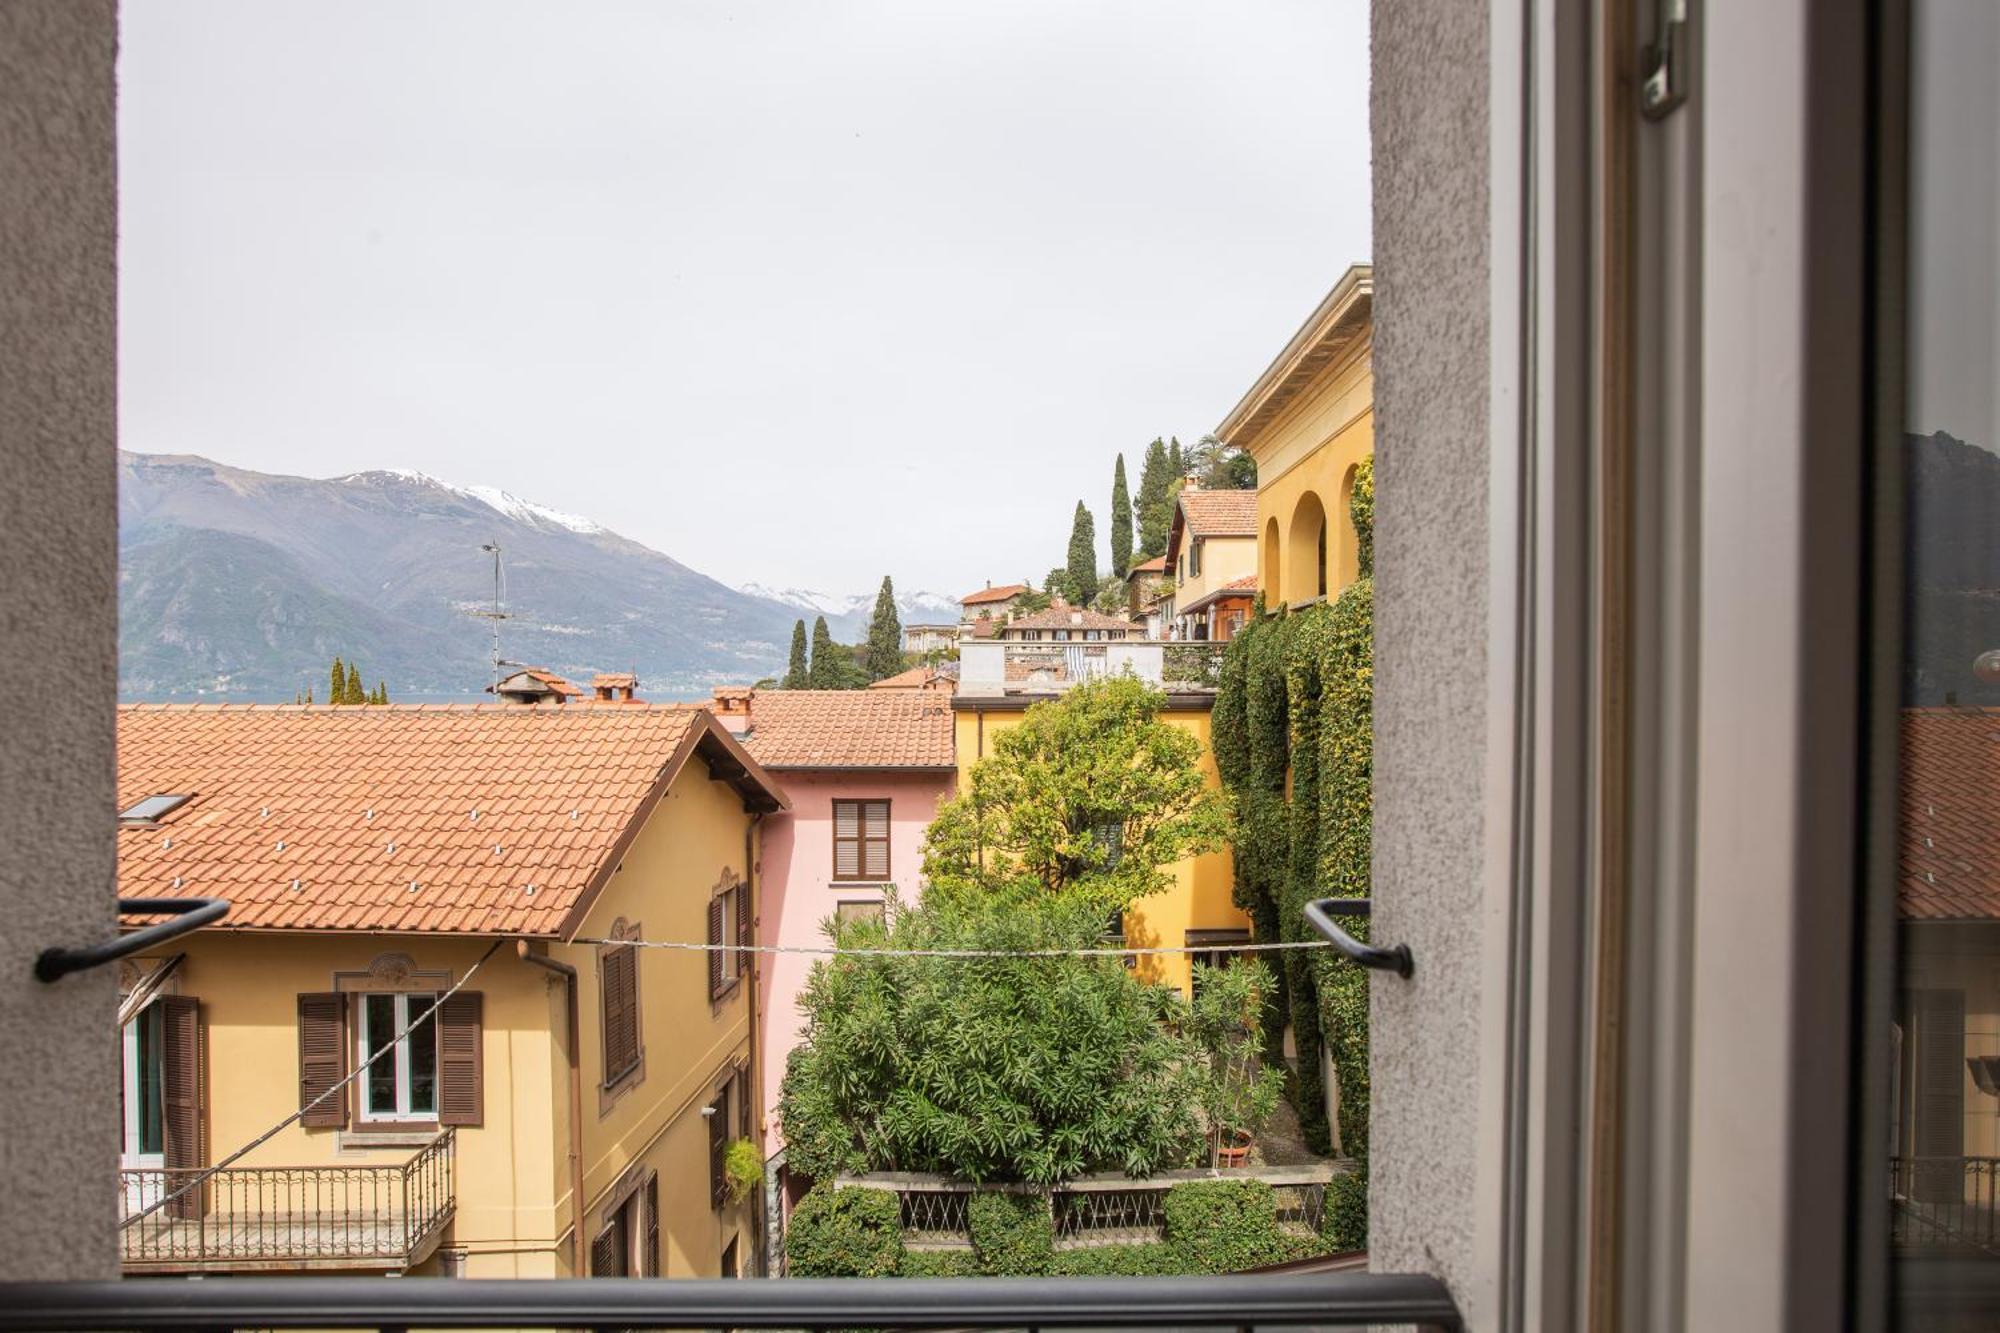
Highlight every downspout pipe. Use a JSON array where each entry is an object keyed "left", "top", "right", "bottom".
[
  {"left": 743, "top": 810, "right": 767, "bottom": 1275},
  {"left": 516, "top": 939, "right": 586, "bottom": 1277}
]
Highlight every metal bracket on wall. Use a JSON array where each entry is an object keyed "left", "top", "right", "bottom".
[
  {"left": 1302, "top": 898, "right": 1415, "bottom": 979},
  {"left": 1641, "top": 0, "right": 1689, "bottom": 119},
  {"left": 34, "top": 896, "right": 229, "bottom": 983}
]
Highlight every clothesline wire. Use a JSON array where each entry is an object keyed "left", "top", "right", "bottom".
[{"left": 572, "top": 935, "right": 1334, "bottom": 959}]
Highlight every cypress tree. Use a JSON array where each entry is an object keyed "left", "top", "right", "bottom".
[
  {"left": 330, "top": 657, "right": 346, "bottom": 706},
  {"left": 808, "top": 616, "right": 839, "bottom": 689},
  {"left": 345, "top": 662, "right": 365, "bottom": 705},
  {"left": 863, "top": 576, "right": 903, "bottom": 680},
  {"left": 1109, "top": 454, "right": 1133, "bottom": 578},
  {"left": 783, "top": 619, "right": 810, "bottom": 688},
  {"left": 1065, "top": 501, "right": 1097, "bottom": 607},
  {"left": 375, "top": 680, "right": 389, "bottom": 705},
  {"left": 1167, "top": 436, "right": 1184, "bottom": 483},
  {"left": 1136, "top": 437, "right": 1171, "bottom": 559}
]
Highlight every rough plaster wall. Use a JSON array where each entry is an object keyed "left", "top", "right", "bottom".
[
  {"left": 0, "top": 0, "right": 120, "bottom": 1281},
  {"left": 1369, "top": 0, "right": 1491, "bottom": 1311}
]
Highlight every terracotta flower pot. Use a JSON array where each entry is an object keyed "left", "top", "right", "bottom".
[{"left": 1213, "top": 1128, "right": 1253, "bottom": 1169}]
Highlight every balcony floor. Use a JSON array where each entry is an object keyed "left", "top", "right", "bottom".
[{"left": 121, "top": 1210, "right": 451, "bottom": 1274}]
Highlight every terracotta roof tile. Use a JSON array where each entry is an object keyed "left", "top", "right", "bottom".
[
  {"left": 1000, "top": 607, "right": 1141, "bottom": 633},
  {"left": 115, "top": 704, "right": 752, "bottom": 936},
  {"left": 1900, "top": 708, "right": 2000, "bottom": 922},
  {"left": 738, "top": 690, "right": 955, "bottom": 769},
  {"left": 961, "top": 584, "right": 1030, "bottom": 606},
  {"left": 1128, "top": 556, "right": 1168, "bottom": 575},
  {"left": 1176, "top": 489, "right": 1259, "bottom": 539}
]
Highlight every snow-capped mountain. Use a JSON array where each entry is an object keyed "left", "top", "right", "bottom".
[{"left": 739, "top": 584, "right": 963, "bottom": 640}]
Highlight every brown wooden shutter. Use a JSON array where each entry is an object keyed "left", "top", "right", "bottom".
[
  {"left": 735, "top": 881, "right": 752, "bottom": 982},
  {"left": 437, "top": 991, "right": 484, "bottom": 1127},
  {"left": 601, "top": 943, "right": 639, "bottom": 1083},
  {"left": 707, "top": 897, "right": 725, "bottom": 998},
  {"left": 158, "top": 995, "right": 204, "bottom": 1221},
  {"left": 709, "top": 1086, "right": 729, "bottom": 1207},
  {"left": 832, "top": 800, "right": 861, "bottom": 879},
  {"left": 297, "top": 992, "right": 348, "bottom": 1129},
  {"left": 591, "top": 1224, "right": 622, "bottom": 1277},
  {"left": 862, "top": 801, "right": 891, "bottom": 880},
  {"left": 735, "top": 1066, "right": 752, "bottom": 1138},
  {"left": 643, "top": 1174, "right": 661, "bottom": 1276}
]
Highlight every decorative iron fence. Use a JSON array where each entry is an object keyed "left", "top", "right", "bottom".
[
  {"left": 1889, "top": 1155, "right": 2000, "bottom": 1257},
  {"left": 120, "top": 1128, "right": 455, "bottom": 1271},
  {"left": 840, "top": 1165, "right": 1340, "bottom": 1252},
  {"left": 1163, "top": 642, "right": 1226, "bottom": 688}
]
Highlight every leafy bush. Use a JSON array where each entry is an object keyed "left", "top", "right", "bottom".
[
  {"left": 778, "top": 890, "right": 1209, "bottom": 1186},
  {"left": 1322, "top": 1165, "right": 1367, "bottom": 1252},
  {"left": 1188, "top": 960, "right": 1285, "bottom": 1157},
  {"left": 784, "top": 1186, "right": 903, "bottom": 1277},
  {"left": 724, "top": 1137, "right": 764, "bottom": 1204},
  {"left": 896, "top": 1248, "right": 981, "bottom": 1277},
  {"left": 968, "top": 1192, "right": 1054, "bottom": 1276},
  {"left": 1163, "top": 1180, "right": 1285, "bottom": 1274},
  {"left": 1049, "top": 1243, "right": 1185, "bottom": 1276}
]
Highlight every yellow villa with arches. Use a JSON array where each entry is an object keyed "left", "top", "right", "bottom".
[{"left": 1217, "top": 263, "right": 1373, "bottom": 608}]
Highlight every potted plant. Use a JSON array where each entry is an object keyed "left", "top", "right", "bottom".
[
  {"left": 724, "top": 1137, "right": 764, "bottom": 1205},
  {"left": 1189, "top": 960, "right": 1285, "bottom": 1169}
]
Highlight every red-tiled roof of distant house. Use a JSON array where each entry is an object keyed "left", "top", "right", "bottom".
[
  {"left": 1900, "top": 707, "right": 2000, "bottom": 922},
  {"left": 960, "top": 583, "right": 1030, "bottom": 606},
  {"left": 736, "top": 690, "right": 955, "bottom": 770},
  {"left": 1000, "top": 606, "right": 1141, "bottom": 633},
  {"left": 115, "top": 704, "right": 784, "bottom": 936},
  {"left": 1176, "top": 489, "right": 1259, "bottom": 539}
]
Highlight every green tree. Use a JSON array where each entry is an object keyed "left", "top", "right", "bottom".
[
  {"left": 808, "top": 616, "right": 839, "bottom": 688},
  {"left": 330, "top": 657, "right": 346, "bottom": 706},
  {"left": 777, "top": 889, "right": 1209, "bottom": 1185},
  {"left": 1135, "top": 438, "right": 1172, "bottom": 559},
  {"left": 344, "top": 661, "right": 364, "bottom": 705},
  {"left": 374, "top": 680, "right": 390, "bottom": 705},
  {"left": 1064, "top": 502, "right": 1097, "bottom": 607},
  {"left": 1109, "top": 454, "right": 1134, "bottom": 577},
  {"left": 863, "top": 576, "right": 904, "bottom": 680},
  {"left": 783, "top": 619, "right": 810, "bottom": 688},
  {"left": 1092, "top": 575, "right": 1128, "bottom": 616},
  {"left": 922, "top": 676, "right": 1233, "bottom": 915},
  {"left": 1187, "top": 433, "right": 1256, "bottom": 490},
  {"left": 1044, "top": 567, "right": 1068, "bottom": 597},
  {"left": 1167, "top": 436, "right": 1184, "bottom": 484},
  {"left": 1012, "top": 581, "right": 1053, "bottom": 615}
]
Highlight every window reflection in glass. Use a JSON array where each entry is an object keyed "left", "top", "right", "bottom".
[{"left": 1889, "top": 0, "right": 2000, "bottom": 1312}]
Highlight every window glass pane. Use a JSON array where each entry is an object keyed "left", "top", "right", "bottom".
[
  {"left": 405, "top": 994, "right": 438, "bottom": 1116},
  {"left": 1888, "top": 2, "right": 2000, "bottom": 1316},
  {"left": 364, "top": 993, "right": 398, "bottom": 1116},
  {"left": 135, "top": 1004, "right": 164, "bottom": 1156}
]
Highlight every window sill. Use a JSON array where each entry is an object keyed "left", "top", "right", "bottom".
[
  {"left": 599, "top": 1054, "right": 647, "bottom": 1117},
  {"left": 709, "top": 977, "right": 743, "bottom": 1006},
  {"left": 338, "top": 1126, "right": 442, "bottom": 1151}
]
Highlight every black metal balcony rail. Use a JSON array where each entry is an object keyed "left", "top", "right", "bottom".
[
  {"left": 1889, "top": 1154, "right": 2000, "bottom": 1257},
  {"left": 0, "top": 1272, "right": 1464, "bottom": 1331},
  {"left": 119, "top": 1128, "right": 455, "bottom": 1272}
]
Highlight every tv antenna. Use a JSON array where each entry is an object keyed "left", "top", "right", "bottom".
[{"left": 467, "top": 542, "right": 514, "bottom": 694}]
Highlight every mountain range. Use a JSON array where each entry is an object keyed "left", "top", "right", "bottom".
[{"left": 118, "top": 452, "right": 960, "bottom": 702}]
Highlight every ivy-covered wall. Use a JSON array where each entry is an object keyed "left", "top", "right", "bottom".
[{"left": 1210, "top": 457, "right": 1374, "bottom": 1250}]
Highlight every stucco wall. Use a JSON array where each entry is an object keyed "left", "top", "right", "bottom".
[
  {"left": 1369, "top": 0, "right": 1491, "bottom": 1308},
  {"left": 0, "top": 0, "right": 119, "bottom": 1282},
  {"left": 755, "top": 769, "right": 954, "bottom": 1144},
  {"left": 1250, "top": 343, "right": 1375, "bottom": 606}
]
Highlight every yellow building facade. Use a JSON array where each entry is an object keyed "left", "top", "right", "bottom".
[
  {"left": 1217, "top": 264, "right": 1374, "bottom": 608},
  {"left": 113, "top": 705, "right": 785, "bottom": 1280},
  {"left": 951, "top": 700, "right": 1245, "bottom": 996}
]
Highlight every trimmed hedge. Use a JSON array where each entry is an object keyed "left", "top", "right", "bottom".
[
  {"left": 785, "top": 1185, "right": 904, "bottom": 1277},
  {"left": 1163, "top": 1179, "right": 1286, "bottom": 1274},
  {"left": 968, "top": 1192, "right": 1054, "bottom": 1276},
  {"left": 896, "top": 1248, "right": 981, "bottom": 1277},
  {"left": 1322, "top": 1161, "right": 1367, "bottom": 1252}
]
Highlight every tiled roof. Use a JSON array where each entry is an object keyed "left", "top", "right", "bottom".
[
  {"left": 867, "top": 666, "right": 952, "bottom": 691},
  {"left": 591, "top": 673, "right": 637, "bottom": 689},
  {"left": 1128, "top": 556, "right": 1168, "bottom": 575},
  {"left": 961, "top": 584, "right": 1030, "bottom": 606},
  {"left": 1000, "top": 607, "right": 1141, "bottom": 633},
  {"left": 738, "top": 690, "right": 955, "bottom": 770},
  {"left": 1900, "top": 708, "right": 2000, "bottom": 922},
  {"left": 116, "top": 705, "right": 783, "bottom": 936},
  {"left": 967, "top": 616, "right": 1000, "bottom": 639},
  {"left": 1178, "top": 575, "right": 1261, "bottom": 616},
  {"left": 1177, "top": 489, "right": 1260, "bottom": 539}
]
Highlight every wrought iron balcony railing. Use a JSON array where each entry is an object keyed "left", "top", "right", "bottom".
[
  {"left": 119, "top": 1128, "right": 455, "bottom": 1272},
  {"left": 1889, "top": 1154, "right": 2000, "bottom": 1258},
  {"left": 0, "top": 1272, "right": 1463, "bottom": 1331}
]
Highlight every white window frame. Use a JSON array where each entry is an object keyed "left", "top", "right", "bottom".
[{"left": 356, "top": 991, "right": 441, "bottom": 1123}]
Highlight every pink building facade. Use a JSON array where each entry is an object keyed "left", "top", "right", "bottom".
[{"left": 714, "top": 689, "right": 956, "bottom": 1166}]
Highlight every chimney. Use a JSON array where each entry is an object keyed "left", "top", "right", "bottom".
[
  {"left": 1070, "top": 610, "right": 1083, "bottom": 625},
  {"left": 710, "top": 687, "right": 754, "bottom": 736}
]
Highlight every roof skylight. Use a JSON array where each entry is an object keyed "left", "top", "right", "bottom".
[{"left": 119, "top": 793, "right": 193, "bottom": 825}]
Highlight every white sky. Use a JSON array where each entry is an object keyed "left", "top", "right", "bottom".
[{"left": 118, "top": 0, "right": 1371, "bottom": 596}]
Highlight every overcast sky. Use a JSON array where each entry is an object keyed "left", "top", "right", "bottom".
[{"left": 119, "top": 1, "right": 1371, "bottom": 597}]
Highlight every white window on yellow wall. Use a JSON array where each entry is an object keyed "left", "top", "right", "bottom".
[{"left": 359, "top": 992, "right": 439, "bottom": 1121}]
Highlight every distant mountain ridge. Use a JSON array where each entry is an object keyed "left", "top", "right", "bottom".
[
  {"left": 118, "top": 452, "right": 929, "bottom": 702},
  {"left": 737, "top": 582, "right": 962, "bottom": 638}
]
